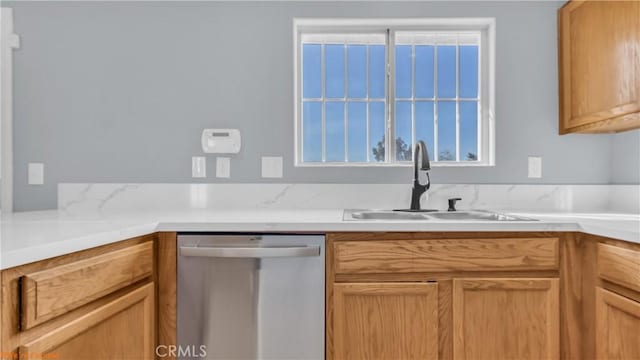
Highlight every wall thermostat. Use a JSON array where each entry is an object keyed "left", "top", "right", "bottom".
[{"left": 201, "top": 129, "right": 241, "bottom": 154}]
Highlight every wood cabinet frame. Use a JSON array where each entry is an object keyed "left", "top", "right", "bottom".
[{"left": 156, "top": 232, "right": 177, "bottom": 360}]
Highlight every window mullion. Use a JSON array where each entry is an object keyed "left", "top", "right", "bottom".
[
  {"left": 321, "top": 43, "right": 326, "bottom": 162},
  {"left": 411, "top": 43, "right": 416, "bottom": 162},
  {"left": 433, "top": 39, "right": 439, "bottom": 162},
  {"left": 300, "top": 41, "right": 305, "bottom": 163},
  {"left": 387, "top": 28, "right": 396, "bottom": 163},
  {"left": 455, "top": 34, "right": 460, "bottom": 162},
  {"left": 366, "top": 45, "right": 370, "bottom": 162},
  {"left": 478, "top": 32, "right": 484, "bottom": 162},
  {"left": 344, "top": 44, "right": 349, "bottom": 162}
]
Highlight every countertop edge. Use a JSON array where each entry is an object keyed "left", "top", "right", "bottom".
[{"left": 1, "top": 215, "right": 638, "bottom": 270}]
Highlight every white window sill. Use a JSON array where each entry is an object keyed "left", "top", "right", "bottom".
[{"left": 294, "top": 161, "right": 496, "bottom": 168}]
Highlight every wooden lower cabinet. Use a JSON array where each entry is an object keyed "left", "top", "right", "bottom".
[
  {"left": 327, "top": 233, "right": 566, "bottom": 360},
  {"left": 330, "top": 277, "right": 561, "bottom": 360},
  {"left": 452, "top": 278, "right": 560, "bottom": 360},
  {"left": 333, "top": 282, "right": 439, "bottom": 360},
  {"left": 1, "top": 236, "right": 158, "bottom": 360},
  {"left": 595, "top": 287, "right": 640, "bottom": 359}
]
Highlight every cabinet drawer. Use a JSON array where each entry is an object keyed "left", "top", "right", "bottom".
[
  {"left": 20, "top": 241, "right": 153, "bottom": 330},
  {"left": 334, "top": 238, "right": 559, "bottom": 275},
  {"left": 597, "top": 243, "right": 640, "bottom": 293}
]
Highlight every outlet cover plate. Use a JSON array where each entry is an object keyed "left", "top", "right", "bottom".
[
  {"left": 262, "top": 157, "right": 283, "bottom": 178},
  {"left": 528, "top": 156, "right": 542, "bottom": 178},
  {"left": 192, "top": 156, "right": 206, "bottom": 178},
  {"left": 216, "top": 157, "right": 231, "bottom": 178},
  {"left": 28, "top": 163, "right": 44, "bottom": 185}
]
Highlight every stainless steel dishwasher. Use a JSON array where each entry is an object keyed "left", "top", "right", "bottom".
[{"left": 177, "top": 234, "right": 325, "bottom": 360}]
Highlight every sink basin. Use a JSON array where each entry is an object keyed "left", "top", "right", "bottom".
[
  {"left": 427, "top": 211, "right": 534, "bottom": 221},
  {"left": 344, "top": 209, "right": 537, "bottom": 221},
  {"left": 348, "top": 210, "right": 430, "bottom": 221}
]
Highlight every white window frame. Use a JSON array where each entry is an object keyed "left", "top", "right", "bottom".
[
  {"left": 293, "top": 18, "right": 495, "bottom": 167},
  {"left": 1, "top": 7, "right": 20, "bottom": 212}
]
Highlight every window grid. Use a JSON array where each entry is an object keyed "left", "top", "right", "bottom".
[
  {"left": 301, "top": 42, "right": 386, "bottom": 163},
  {"left": 299, "top": 25, "right": 487, "bottom": 166},
  {"left": 387, "top": 28, "right": 395, "bottom": 163},
  {"left": 343, "top": 44, "right": 348, "bottom": 162},
  {"left": 455, "top": 36, "right": 460, "bottom": 162},
  {"left": 394, "top": 33, "right": 481, "bottom": 162},
  {"left": 434, "top": 43, "right": 439, "bottom": 163},
  {"left": 411, "top": 42, "right": 416, "bottom": 162},
  {"left": 321, "top": 44, "right": 326, "bottom": 162},
  {"left": 366, "top": 45, "right": 370, "bottom": 162}
]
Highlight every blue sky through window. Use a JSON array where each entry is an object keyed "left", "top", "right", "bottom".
[
  {"left": 325, "top": 101, "right": 345, "bottom": 161},
  {"left": 347, "top": 46, "right": 366, "bottom": 98},
  {"left": 325, "top": 45, "right": 344, "bottom": 98},
  {"left": 348, "top": 102, "right": 367, "bottom": 162},
  {"left": 438, "top": 101, "right": 457, "bottom": 160},
  {"left": 301, "top": 38, "right": 479, "bottom": 163},
  {"left": 415, "top": 46, "right": 435, "bottom": 98},
  {"left": 369, "top": 46, "right": 386, "bottom": 99}
]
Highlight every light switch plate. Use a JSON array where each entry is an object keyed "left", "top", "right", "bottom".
[
  {"left": 262, "top": 156, "right": 283, "bottom": 178},
  {"left": 528, "top": 156, "right": 542, "bottom": 178},
  {"left": 216, "top": 157, "right": 231, "bottom": 178},
  {"left": 28, "top": 163, "right": 44, "bottom": 185},
  {"left": 192, "top": 156, "right": 206, "bottom": 178}
]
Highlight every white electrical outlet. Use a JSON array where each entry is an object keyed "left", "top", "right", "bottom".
[
  {"left": 192, "top": 156, "right": 206, "bottom": 178},
  {"left": 262, "top": 156, "right": 283, "bottom": 178},
  {"left": 28, "top": 163, "right": 44, "bottom": 185},
  {"left": 528, "top": 156, "right": 542, "bottom": 178},
  {"left": 216, "top": 157, "right": 231, "bottom": 178}
]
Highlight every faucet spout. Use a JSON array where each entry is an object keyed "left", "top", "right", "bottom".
[
  {"left": 410, "top": 140, "right": 431, "bottom": 211},
  {"left": 414, "top": 140, "right": 431, "bottom": 174}
]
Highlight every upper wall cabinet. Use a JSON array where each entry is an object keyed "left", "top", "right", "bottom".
[{"left": 558, "top": 1, "right": 640, "bottom": 134}]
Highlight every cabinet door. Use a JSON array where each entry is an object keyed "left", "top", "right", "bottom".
[
  {"left": 596, "top": 287, "right": 640, "bottom": 359},
  {"left": 453, "top": 278, "right": 559, "bottom": 360},
  {"left": 559, "top": 1, "right": 640, "bottom": 133},
  {"left": 18, "top": 283, "right": 155, "bottom": 360},
  {"left": 333, "top": 282, "right": 438, "bottom": 360}
]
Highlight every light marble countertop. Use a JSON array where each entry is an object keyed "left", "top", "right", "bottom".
[{"left": 1, "top": 209, "right": 638, "bottom": 270}]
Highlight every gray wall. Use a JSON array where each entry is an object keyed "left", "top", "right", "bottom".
[
  {"left": 6, "top": 1, "right": 619, "bottom": 211},
  {"left": 611, "top": 130, "right": 640, "bottom": 184}
]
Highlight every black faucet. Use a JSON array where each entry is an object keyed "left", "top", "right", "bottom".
[
  {"left": 409, "top": 140, "right": 431, "bottom": 211},
  {"left": 448, "top": 198, "right": 462, "bottom": 211}
]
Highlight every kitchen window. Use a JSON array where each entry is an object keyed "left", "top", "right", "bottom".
[{"left": 294, "top": 18, "right": 495, "bottom": 166}]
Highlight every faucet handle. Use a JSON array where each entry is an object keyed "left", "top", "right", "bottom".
[{"left": 447, "top": 198, "right": 462, "bottom": 212}]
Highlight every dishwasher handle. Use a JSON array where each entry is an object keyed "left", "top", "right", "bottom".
[{"left": 179, "top": 245, "right": 321, "bottom": 258}]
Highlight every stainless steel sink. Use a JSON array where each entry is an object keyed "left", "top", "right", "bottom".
[
  {"left": 427, "top": 211, "right": 534, "bottom": 221},
  {"left": 344, "top": 209, "right": 536, "bottom": 221},
  {"left": 348, "top": 210, "right": 430, "bottom": 221}
]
